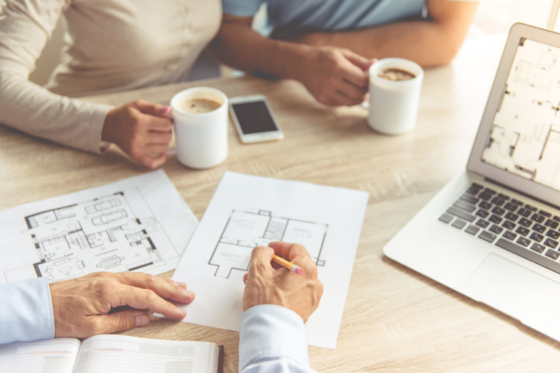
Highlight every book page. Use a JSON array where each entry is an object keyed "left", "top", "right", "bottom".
[
  {"left": 0, "top": 338, "right": 80, "bottom": 373},
  {"left": 73, "top": 335, "right": 218, "bottom": 373}
]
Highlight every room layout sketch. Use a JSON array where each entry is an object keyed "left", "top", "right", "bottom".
[
  {"left": 209, "top": 210, "right": 327, "bottom": 278},
  {"left": 483, "top": 38, "right": 560, "bottom": 191},
  {"left": 5, "top": 188, "right": 172, "bottom": 283}
]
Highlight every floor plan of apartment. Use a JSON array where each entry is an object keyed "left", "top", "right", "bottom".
[
  {"left": 209, "top": 210, "right": 327, "bottom": 278},
  {"left": 5, "top": 189, "right": 170, "bottom": 283},
  {"left": 0, "top": 171, "right": 198, "bottom": 284},
  {"left": 483, "top": 38, "right": 560, "bottom": 191}
]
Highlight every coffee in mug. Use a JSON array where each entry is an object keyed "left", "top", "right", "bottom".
[
  {"left": 378, "top": 68, "right": 416, "bottom": 82},
  {"left": 178, "top": 98, "right": 222, "bottom": 114},
  {"left": 368, "top": 58, "right": 424, "bottom": 135},
  {"left": 171, "top": 87, "right": 228, "bottom": 169}
]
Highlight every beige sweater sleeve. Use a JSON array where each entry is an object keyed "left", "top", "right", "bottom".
[{"left": 0, "top": 0, "right": 113, "bottom": 154}]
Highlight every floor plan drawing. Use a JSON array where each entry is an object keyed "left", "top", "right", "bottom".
[
  {"left": 209, "top": 210, "right": 327, "bottom": 278},
  {"left": 5, "top": 188, "right": 174, "bottom": 283},
  {"left": 483, "top": 38, "right": 560, "bottom": 191},
  {"left": 165, "top": 172, "right": 369, "bottom": 349}
]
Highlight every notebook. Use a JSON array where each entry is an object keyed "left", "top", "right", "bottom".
[{"left": 0, "top": 334, "right": 223, "bottom": 373}]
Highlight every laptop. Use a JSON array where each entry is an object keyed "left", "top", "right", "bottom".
[{"left": 383, "top": 23, "right": 560, "bottom": 341}]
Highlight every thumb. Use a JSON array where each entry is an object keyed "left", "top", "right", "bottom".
[
  {"left": 132, "top": 100, "right": 172, "bottom": 117},
  {"left": 139, "top": 152, "right": 167, "bottom": 169},
  {"left": 342, "top": 50, "right": 374, "bottom": 71},
  {"left": 95, "top": 310, "right": 150, "bottom": 334}
]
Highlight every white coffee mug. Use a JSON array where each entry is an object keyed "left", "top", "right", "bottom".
[
  {"left": 171, "top": 87, "right": 228, "bottom": 169},
  {"left": 367, "top": 58, "right": 424, "bottom": 135}
]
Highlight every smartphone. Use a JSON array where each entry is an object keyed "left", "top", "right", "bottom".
[{"left": 229, "top": 95, "right": 284, "bottom": 143}]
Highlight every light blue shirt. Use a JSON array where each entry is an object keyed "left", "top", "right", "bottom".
[
  {"left": 0, "top": 278, "right": 54, "bottom": 344},
  {"left": 239, "top": 305, "right": 316, "bottom": 372},
  {"left": 0, "top": 278, "right": 316, "bottom": 373},
  {"left": 223, "top": 0, "right": 426, "bottom": 39}
]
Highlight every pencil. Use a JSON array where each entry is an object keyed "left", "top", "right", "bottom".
[{"left": 273, "top": 255, "right": 304, "bottom": 275}]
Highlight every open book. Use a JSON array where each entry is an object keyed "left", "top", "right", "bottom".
[{"left": 0, "top": 335, "right": 223, "bottom": 373}]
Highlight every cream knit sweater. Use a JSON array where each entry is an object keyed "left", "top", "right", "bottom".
[{"left": 0, "top": 0, "right": 221, "bottom": 154}]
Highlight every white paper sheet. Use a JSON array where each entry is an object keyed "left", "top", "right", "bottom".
[
  {"left": 0, "top": 170, "right": 197, "bottom": 284},
  {"left": 164, "top": 172, "right": 369, "bottom": 349}
]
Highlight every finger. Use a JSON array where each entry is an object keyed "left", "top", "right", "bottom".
[
  {"left": 243, "top": 273, "right": 248, "bottom": 284},
  {"left": 145, "top": 130, "right": 173, "bottom": 144},
  {"left": 113, "top": 273, "right": 195, "bottom": 305},
  {"left": 113, "top": 285, "right": 187, "bottom": 320},
  {"left": 342, "top": 49, "right": 375, "bottom": 71},
  {"left": 324, "top": 90, "right": 362, "bottom": 107},
  {"left": 172, "top": 280, "right": 188, "bottom": 290},
  {"left": 92, "top": 310, "right": 150, "bottom": 334},
  {"left": 338, "top": 80, "right": 368, "bottom": 101},
  {"left": 248, "top": 246, "right": 275, "bottom": 278},
  {"left": 139, "top": 152, "right": 167, "bottom": 169},
  {"left": 317, "top": 90, "right": 359, "bottom": 107},
  {"left": 143, "top": 143, "right": 169, "bottom": 155},
  {"left": 132, "top": 100, "right": 172, "bottom": 117},
  {"left": 335, "top": 91, "right": 364, "bottom": 106},
  {"left": 269, "top": 242, "right": 315, "bottom": 271},
  {"left": 142, "top": 115, "right": 173, "bottom": 132},
  {"left": 339, "top": 58, "right": 369, "bottom": 88}
]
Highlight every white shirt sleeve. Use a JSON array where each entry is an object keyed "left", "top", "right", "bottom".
[
  {"left": 0, "top": 0, "right": 113, "bottom": 154},
  {"left": 239, "top": 305, "right": 318, "bottom": 373},
  {"left": 0, "top": 278, "right": 55, "bottom": 345}
]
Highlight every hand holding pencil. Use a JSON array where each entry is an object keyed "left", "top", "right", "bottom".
[
  {"left": 273, "top": 254, "right": 304, "bottom": 275},
  {"left": 242, "top": 242, "right": 324, "bottom": 322}
]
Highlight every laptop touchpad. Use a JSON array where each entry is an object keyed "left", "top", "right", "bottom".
[{"left": 464, "top": 253, "right": 560, "bottom": 330}]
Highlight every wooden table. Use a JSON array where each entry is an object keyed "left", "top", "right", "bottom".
[{"left": 2, "top": 34, "right": 560, "bottom": 372}]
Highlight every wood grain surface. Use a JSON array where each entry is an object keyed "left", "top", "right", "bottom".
[{"left": 2, "top": 35, "right": 559, "bottom": 372}]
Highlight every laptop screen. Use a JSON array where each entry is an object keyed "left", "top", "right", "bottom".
[{"left": 482, "top": 38, "right": 560, "bottom": 193}]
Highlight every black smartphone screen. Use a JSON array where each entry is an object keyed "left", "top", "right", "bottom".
[{"left": 232, "top": 101, "right": 279, "bottom": 134}]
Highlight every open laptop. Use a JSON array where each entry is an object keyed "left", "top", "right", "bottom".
[{"left": 383, "top": 23, "right": 560, "bottom": 341}]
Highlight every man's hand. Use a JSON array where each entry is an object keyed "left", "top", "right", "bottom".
[
  {"left": 49, "top": 272, "right": 195, "bottom": 338},
  {"left": 242, "top": 242, "right": 323, "bottom": 322},
  {"left": 290, "top": 47, "right": 374, "bottom": 107},
  {"left": 102, "top": 100, "right": 173, "bottom": 169}
]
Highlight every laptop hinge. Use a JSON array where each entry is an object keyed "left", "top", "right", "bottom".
[{"left": 484, "top": 177, "right": 560, "bottom": 211}]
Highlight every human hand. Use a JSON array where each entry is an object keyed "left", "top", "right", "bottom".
[
  {"left": 242, "top": 242, "right": 323, "bottom": 322},
  {"left": 102, "top": 100, "right": 173, "bottom": 169},
  {"left": 49, "top": 272, "right": 195, "bottom": 338},
  {"left": 290, "top": 46, "right": 375, "bottom": 107}
]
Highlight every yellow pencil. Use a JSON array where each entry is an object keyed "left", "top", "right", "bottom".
[{"left": 273, "top": 255, "right": 304, "bottom": 275}]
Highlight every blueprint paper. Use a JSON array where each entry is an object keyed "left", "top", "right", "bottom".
[
  {"left": 164, "top": 172, "right": 369, "bottom": 349},
  {"left": 0, "top": 170, "right": 197, "bottom": 284}
]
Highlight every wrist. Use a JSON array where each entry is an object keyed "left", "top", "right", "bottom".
[
  {"left": 282, "top": 43, "right": 315, "bottom": 81},
  {"left": 101, "top": 107, "right": 118, "bottom": 145}
]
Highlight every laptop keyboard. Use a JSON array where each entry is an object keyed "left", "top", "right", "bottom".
[{"left": 439, "top": 183, "right": 560, "bottom": 274}]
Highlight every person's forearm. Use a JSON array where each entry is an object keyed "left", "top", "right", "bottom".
[
  {"left": 0, "top": 73, "right": 112, "bottom": 154},
  {"left": 210, "top": 23, "right": 311, "bottom": 80},
  {"left": 239, "top": 305, "right": 317, "bottom": 373},
  {"left": 0, "top": 0, "right": 113, "bottom": 154},
  {"left": 294, "top": 20, "right": 466, "bottom": 67}
]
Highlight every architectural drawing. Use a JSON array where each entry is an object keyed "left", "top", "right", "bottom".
[
  {"left": 5, "top": 188, "right": 171, "bottom": 283},
  {"left": 483, "top": 38, "right": 560, "bottom": 191},
  {"left": 209, "top": 210, "right": 327, "bottom": 278}
]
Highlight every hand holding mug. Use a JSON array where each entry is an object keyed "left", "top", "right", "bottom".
[{"left": 102, "top": 100, "right": 173, "bottom": 169}]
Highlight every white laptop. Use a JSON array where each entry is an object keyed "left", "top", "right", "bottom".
[{"left": 384, "top": 23, "right": 560, "bottom": 341}]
